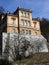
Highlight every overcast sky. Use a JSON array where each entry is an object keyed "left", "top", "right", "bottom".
[{"left": 0, "top": 0, "right": 49, "bottom": 19}]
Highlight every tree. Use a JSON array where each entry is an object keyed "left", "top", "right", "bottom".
[
  {"left": 0, "top": 6, "right": 5, "bottom": 14},
  {"left": 0, "top": 59, "right": 12, "bottom": 65},
  {"left": 2, "top": 31, "right": 48, "bottom": 62},
  {"left": 40, "top": 18, "right": 49, "bottom": 51},
  {"left": 3, "top": 31, "right": 32, "bottom": 61},
  {"left": 40, "top": 18, "right": 49, "bottom": 42}
]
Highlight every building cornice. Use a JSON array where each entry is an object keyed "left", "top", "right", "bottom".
[
  {"left": 6, "top": 13, "right": 18, "bottom": 17},
  {"left": 32, "top": 18, "right": 40, "bottom": 21},
  {"left": 14, "top": 6, "right": 32, "bottom": 14}
]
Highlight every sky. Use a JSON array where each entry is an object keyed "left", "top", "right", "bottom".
[{"left": 0, "top": 0, "right": 49, "bottom": 19}]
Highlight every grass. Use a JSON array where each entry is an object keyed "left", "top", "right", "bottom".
[{"left": 15, "top": 52, "right": 49, "bottom": 64}]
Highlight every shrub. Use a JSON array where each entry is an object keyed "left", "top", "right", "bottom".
[{"left": 0, "top": 59, "right": 12, "bottom": 65}]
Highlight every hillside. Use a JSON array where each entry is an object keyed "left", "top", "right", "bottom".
[
  {"left": 40, "top": 18, "right": 49, "bottom": 51},
  {"left": 40, "top": 18, "right": 49, "bottom": 42},
  {"left": 15, "top": 52, "right": 49, "bottom": 64}
]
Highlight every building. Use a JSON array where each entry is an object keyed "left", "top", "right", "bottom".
[
  {"left": 0, "top": 7, "right": 41, "bottom": 54},
  {"left": 2, "top": 6, "right": 41, "bottom": 36}
]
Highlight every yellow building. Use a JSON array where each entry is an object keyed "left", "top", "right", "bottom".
[{"left": 3, "top": 7, "right": 41, "bottom": 36}]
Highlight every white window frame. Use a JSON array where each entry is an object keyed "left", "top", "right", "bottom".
[
  {"left": 27, "top": 21, "right": 30, "bottom": 27},
  {"left": 24, "top": 20, "right": 27, "bottom": 26},
  {"left": 22, "top": 20, "right": 24, "bottom": 26}
]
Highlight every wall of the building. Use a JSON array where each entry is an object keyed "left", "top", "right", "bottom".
[
  {"left": 32, "top": 20, "right": 41, "bottom": 36},
  {"left": 7, "top": 15, "right": 18, "bottom": 33},
  {"left": 32, "top": 20, "right": 40, "bottom": 30},
  {"left": 18, "top": 10, "right": 41, "bottom": 36},
  {"left": 18, "top": 10, "right": 33, "bottom": 34},
  {"left": 0, "top": 8, "right": 41, "bottom": 55},
  {"left": 4, "top": 9, "right": 41, "bottom": 36},
  {"left": 19, "top": 10, "right": 32, "bottom": 26}
]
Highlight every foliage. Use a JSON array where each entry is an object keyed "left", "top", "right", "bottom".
[
  {"left": 2, "top": 31, "right": 48, "bottom": 61},
  {"left": 0, "top": 6, "right": 5, "bottom": 14},
  {"left": 40, "top": 18, "right": 49, "bottom": 51},
  {"left": 15, "top": 52, "right": 49, "bottom": 64},
  {"left": 40, "top": 18, "right": 49, "bottom": 42},
  {"left": 0, "top": 59, "right": 12, "bottom": 65}
]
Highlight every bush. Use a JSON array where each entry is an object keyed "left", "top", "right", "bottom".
[{"left": 0, "top": 59, "right": 12, "bottom": 65}]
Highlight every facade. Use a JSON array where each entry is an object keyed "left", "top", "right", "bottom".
[
  {"left": 2, "top": 7, "right": 41, "bottom": 36},
  {"left": 1, "top": 6, "right": 41, "bottom": 35},
  {"left": 0, "top": 6, "right": 41, "bottom": 55}
]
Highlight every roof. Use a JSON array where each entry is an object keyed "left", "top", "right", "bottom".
[
  {"left": 2, "top": 13, "right": 18, "bottom": 20},
  {"left": 6, "top": 13, "right": 18, "bottom": 17},
  {"left": 32, "top": 18, "right": 40, "bottom": 21},
  {"left": 14, "top": 6, "right": 32, "bottom": 14}
]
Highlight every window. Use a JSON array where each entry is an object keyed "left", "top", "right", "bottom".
[
  {"left": 26, "top": 13, "right": 30, "bottom": 18},
  {"left": 11, "top": 18, "right": 16, "bottom": 26},
  {"left": 23, "top": 12, "right": 25, "bottom": 17},
  {"left": 29, "top": 30, "right": 31, "bottom": 35},
  {"left": 33, "top": 22, "right": 37, "bottom": 28},
  {"left": 21, "top": 12, "right": 26, "bottom": 17},
  {"left": 22, "top": 20, "right": 27, "bottom": 26},
  {"left": 11, "top": 18, "right": 16, "bottom": 21},
  {"left": 27, "top": 21, "right": 30, "bottom": 26},
  {"left": 24, "top": 12, "right": 26, "bottom": 17},
  {"left": 34, "top": 32, "right": 37, "bottom": 35},
  {"left": 25, "top": 20, "right": 27, "bottom": 26},
  {"left": 28, "top": 13, "right": 30, "bottom": 18},
  {"left": 22, "top": 20, "right": 24, "bottom": 26},
  {"left": 22, "top": 29, "right": 25, "bottom": 34},
  {"left": 22, "top": 20, "right": 30, "bottom": 27},
  {"left": 21, "top": 12, "right": 30, "bottom": 18},
  {"left": 22, "top": 29, "right": 31, "bottom": 35},
  {"left": 26, "top": 13, "right": 28, "bottom": 17},
  {"left": 21, "top": 12, "right": 23, "bottom": 16},
  {"left": 26, "top": 30, "right": 28, "bottom": 34}
]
